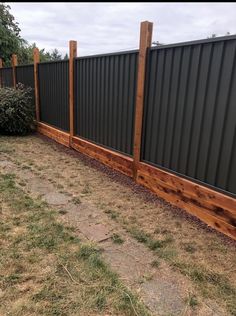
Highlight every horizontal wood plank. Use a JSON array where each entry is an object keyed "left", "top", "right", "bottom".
[
  {"left": 71, "top": 136, "right": 133, "bottom": 177},
  {"left": 37, "top": 122, "right": 70, "bottom": 147},
  {"left": 37, "top": 122, "right": 236, "bottom": 240},
  {"left": 137, "top": 162, "right": 236, "bottom": 240}
]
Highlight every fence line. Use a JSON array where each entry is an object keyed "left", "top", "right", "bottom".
[{"left": 0, "top": 21, "right": 235, "bottom": 240}]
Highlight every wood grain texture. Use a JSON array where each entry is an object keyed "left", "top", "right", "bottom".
[
  {"left": 71, "top": 136, "right": 133, "bottom": 177},
  {"left": 37, "top": 122, "right": 70, "bottom": 147},
  {"left": 69, "top": 41, "right": 77, "bottom": 144},
  {"left": 137, "top": 162, "right": 236, "bottom": 240},
  {"left": 11, "top": 54, "right": 18, "bottom": 88},
  {"left": 33, "top": 48, "right": 40, "bottom": 122},
  {"left": 133, "top": 21, "right": 153, "bottom": 179},
  {"left": 37, "top": 121, "right": 236, "bottom": 240}
]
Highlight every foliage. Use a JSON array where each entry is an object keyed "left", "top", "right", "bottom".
[
  {"left": 0, "top": 83, "right": 35, "bottom": 134},
  {"left": 0, "top": 3, "right": 67, "bottom": 65},
  {"left": 0, "top": 2, "right": 25, "bottom": 66}
]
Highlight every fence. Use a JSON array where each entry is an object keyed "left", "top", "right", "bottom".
[{"left": 0, "top": 21, "right": 235, "bottom": 240}]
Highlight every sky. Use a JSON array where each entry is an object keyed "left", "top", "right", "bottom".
[{"left": 8, "top": 2, "right": 236, "bottom": 57}]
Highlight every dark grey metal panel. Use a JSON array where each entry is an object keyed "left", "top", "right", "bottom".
[
  {"left": 16, "top": 64, "right": 34, "bottom": 88},
  {"left": 0, "top": 67, "right": 13, "bottom": 87},
  {"left": 38, "top": 60, "right": 69, "bottom": 132},
  {"left": 16, "top": 64, "right": 35, "bottom": 104},
  {"left": 74, "top": 51, "right": 138, "bottom": 155},
  {"left": 142, "top": 37, "right": 236, "bottom": 196}
]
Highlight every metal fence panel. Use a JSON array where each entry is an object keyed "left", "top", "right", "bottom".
[
  {"left": 74, "top": 50, "right": 138, "bottom": 155},
  {"left": 142, "top": 37, "right": 236, "bottom": 195},
  {"left": 38, "top": 60, "right": 69, "bottom": 132},
  {"left": 16, "top": 64, "right": 35, "bottom": 104},
  {"left": 0, "top": 67, "right": 13, "bottom": 87},
  {"left": 16, "top": 64, "right": 34, "bottom": 88}
]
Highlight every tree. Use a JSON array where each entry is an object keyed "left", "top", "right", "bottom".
[
  {"left": 63, "top": 53, "right": 69, "bottom": 60},
  {"left": 18, "top": 42, "right": 56, "bottom": 64},
  {"left": 50, "top": 48, "right": 62, "bottom": 61},
  {"left": 0, "top": 3, "right": 25, "bottom": 65},
  {"left": 0, "top": 3, "right": 63, "bottom": 66}
]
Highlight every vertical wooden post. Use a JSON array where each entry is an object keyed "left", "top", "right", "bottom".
[
  {"left": 11, "top": 54, "right": 18, "bottom": 88},
  {"left": 0, "top": 58, "right": 2, "bottom": 88},
  {"left": 69, "top": 40, "right": 77, "bottom": 145},
  {"left": 33, "top": 48, "right": 40, "bottom": 122},
  {"left": 133, "top": 21, "right": 153, "bottom": 180}
]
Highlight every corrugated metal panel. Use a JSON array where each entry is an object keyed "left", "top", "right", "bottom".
[
  {"left": 142, "top": 37, "right": 236, "bottom": 196},
  {"left": 16, "top": 65, "right": 35, "bottom": 104},
  {"left": 38, "top": 60, "right": 69, "bottom": 132},
  {"left": 16, "top": 64, "right": 34, "bottom": 88},
  {"left": 0, "top": 67, "right": 13, "bottom": 87},
  {"left": 74, "top": 50, "right": 138, "bottom": 156}
]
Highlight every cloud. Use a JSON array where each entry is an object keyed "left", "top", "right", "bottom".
[{"left": 7, "top": 2, "right": 236, "bottom": 57}]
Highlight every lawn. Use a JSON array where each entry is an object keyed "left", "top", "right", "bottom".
[
  {"left": 0, "top": 172, "right": 149, "bottom": 316},
  {"left": 0, "top": 134, "right": 236, "bottom": 316}
]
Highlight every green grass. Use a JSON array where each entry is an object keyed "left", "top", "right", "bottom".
[
  {"left": 112, "top": 233, "right": 125, "bottom": 244},
  {"left": 104, "top": 209, "right": 120, "bottom": 220},
  {"left": 127, "top": 226, "right": 173, "bottom": 251},
  {"left": 0, "top": 173, "right": 150, "bottom": 316},
  {"left": 185, "top": 294, "right": 198, "bottom": 309},
  {"left": 126, "top": 225, "right": 236, "bottom": 315}
]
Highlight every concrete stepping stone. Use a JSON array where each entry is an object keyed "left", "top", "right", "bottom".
[
  {"left": 43, "top": 192, "right": 70, "bottom": 205},
  {"left": 77, "top": 222, "right": 112, "bottom": 242},
  {"left": 140, "top": 279, "right": 185, "bottom": 316}
]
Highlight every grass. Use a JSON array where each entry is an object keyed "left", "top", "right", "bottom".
[
  {"left": 150, "top": 260, "right": 160, "bottom": 268},
  {"left": 0, "top": 173, "right": 150, "bottom": 316},
  {"left": 0, "top": 143, "right": 15, "bottom": 153},
  {"left": 127, "top": 226, "right": 173, "bottom": 251},
  {"left": 185, "top": 293, "right": 198, "bottom": 309},
  {"left": 71, "top": 196, "right": 81, "bottom": 205},
  {"left": 104, "top": 209, "right": 119, "bottom": 220},
  {"left": 112, "top": 233, "right": 125, "bottom": 244},
  {"left": 126, "top": 226, "right": 236, "bottom": 315}
]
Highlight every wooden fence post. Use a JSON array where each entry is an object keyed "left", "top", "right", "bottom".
[
  {"left": 0, "top": 58, "right": 2, "bottom": 88},
  {"left": 11, "top": 54, "right": 18, "bottom": 88},
  {"left": 33, "top": 48, "right": 40, "bottom": 122},
  {"left": 133, "top": 21, "right": 153, "bottom": 180},
  {"left": 69, "top": 40, "right": 77, "bottom": 145}
]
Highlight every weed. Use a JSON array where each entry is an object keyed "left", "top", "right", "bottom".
[
  {"left": 185, "top": 293, "right": 198, "bottom": 309},
  {"left": 183, "top": 243, "right": 196, "bottom": 254},
  {"left": 81, "top": 183, "right": 91, "bottom": 194},
  {"left": 71, "top": 196, "right": 81, "bottom": 205},
  {"left": 58, "top": 209, "right": 67, "bottom": 215},
  {"left": 112, "top": 233, "right": 124, "bottom": 244},
  {"left": 104, "top": 209, "right": 119, "bottom": 220},
  {"left": 151, "top": 260, "right": 160, "bottom": 268}
]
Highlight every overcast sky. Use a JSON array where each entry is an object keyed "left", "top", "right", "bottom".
[{"left": 8, "top": 2, "right": 236, "bottom": 57}]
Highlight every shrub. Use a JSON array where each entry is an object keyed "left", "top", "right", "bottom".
[{"left": 0, "top": 83, "right": 35, "bottom": 135}]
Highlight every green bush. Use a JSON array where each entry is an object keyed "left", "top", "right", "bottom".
[{"left": 0, "top": 83, "right": 35, "bottom": 135}]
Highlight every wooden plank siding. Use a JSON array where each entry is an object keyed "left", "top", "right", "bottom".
[
  {"left": 37, "top": 122, "right": 70, "bottom": 147},
  {"left": 71, "top": 136, "right": 133, "bottom": 177}
]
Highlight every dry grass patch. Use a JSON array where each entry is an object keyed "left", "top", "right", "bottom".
[
  {"left": 1, "top": 135, "right": 236, "bottom": 315},
  {"left": 0, "top": 173, "right": 150, "bottom": 316}
]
